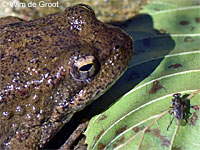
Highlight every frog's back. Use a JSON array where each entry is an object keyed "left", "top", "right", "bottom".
[{"left": 0, "top": 12, "right": 66, "bottom": 148}]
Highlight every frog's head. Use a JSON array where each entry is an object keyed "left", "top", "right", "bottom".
[{"left": 63, "top": 4, "right": 133, "bottom": 111}]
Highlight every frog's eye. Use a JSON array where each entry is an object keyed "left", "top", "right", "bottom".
[{"left": 70, "top": 56, "right": 99, "bottom": 81}]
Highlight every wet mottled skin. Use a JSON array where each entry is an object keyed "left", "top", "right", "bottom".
[{"left": 0, "top": 4, "right": 133, "bottom": 149}]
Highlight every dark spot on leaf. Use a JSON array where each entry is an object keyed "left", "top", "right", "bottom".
[
  {"left": 95, "top": 129, "right": 104, "bottom": 143},
  {"left": 168, "top": 63, "right": 183, "bottom": 69},
  {"left": 98, "top": 142, "right": 105, "bottom": 150},
  {"left": 119, "top": 136, "right": 125, "bottom": 143},
  {"left": 172, "top": 146, "right": 182, "bottom": 150},
  {"left": 189, "top": 112, "right": 198, "bottom": 126},
  {"left": 184, "top": 36, "right": 194, "bottom": 42},
  {"left": 113, "top": 144, "right": 117, "bottom": 148},
  {"left": 132, "top": 126, "right": 145, "bottom": 133},
  {"left": 190, "top": 26, "right": 195, "bottom": 31},
  {"left": 179, "top": 20, "right": 190, "bottom": 25},
  {"left": 149, "top": 128, "right": 171, "bottom": 147},
  {"left": 195, "top": 17, "right": 200, "bottom": 23},
  {"left": 132, "top": 127, "right": 139, "bottom": 132},
  {"left": 113, "top": 136, "right": 125, "bottom": 148},
  {"left": 145, "top": 128, "right": 151, "bottom": 133},
  {"left": 98, "top": 114, "right": 107, "bottom": 122},
  {"left": 115, "top": 126, "right": 127, "bottom": 136},
  {"left": 148, "top": 80, "right": 166, "bottom": 94},
  {"left": 155, "top": 8, "right": 160, "bottom": 11}
]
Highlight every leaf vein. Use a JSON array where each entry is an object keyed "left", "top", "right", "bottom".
[{"left": 150, "top": 6, "right": 200, "bottom": 15}]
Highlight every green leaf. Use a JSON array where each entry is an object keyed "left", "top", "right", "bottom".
[{"left": 85, "top": 0, "right": 200, "bottom": 150}]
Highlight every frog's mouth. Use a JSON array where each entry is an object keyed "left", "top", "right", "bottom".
[
  {"left": 68, "top": 65, "right": 129, "bottom": 114},
  {"left": 92, "top": 65, "right": 129, "bottom": 99}
]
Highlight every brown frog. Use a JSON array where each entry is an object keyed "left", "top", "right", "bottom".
[{"left": 0, "top": 4, "right": 133, "bottom": 149}]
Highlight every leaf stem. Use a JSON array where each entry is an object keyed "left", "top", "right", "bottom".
[
  {"left": 169, "top": 125, "right": 179, "bottom": 150},
  {"left": 186, "top": 89, "right": 200, "bottom": 100},
  {"left": 138, "top": 131, "right": 145, "bottom": 150}
]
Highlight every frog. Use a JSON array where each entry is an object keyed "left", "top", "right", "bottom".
[{"left": 0, "top": 4, "right": 133, "bottom": 149}]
